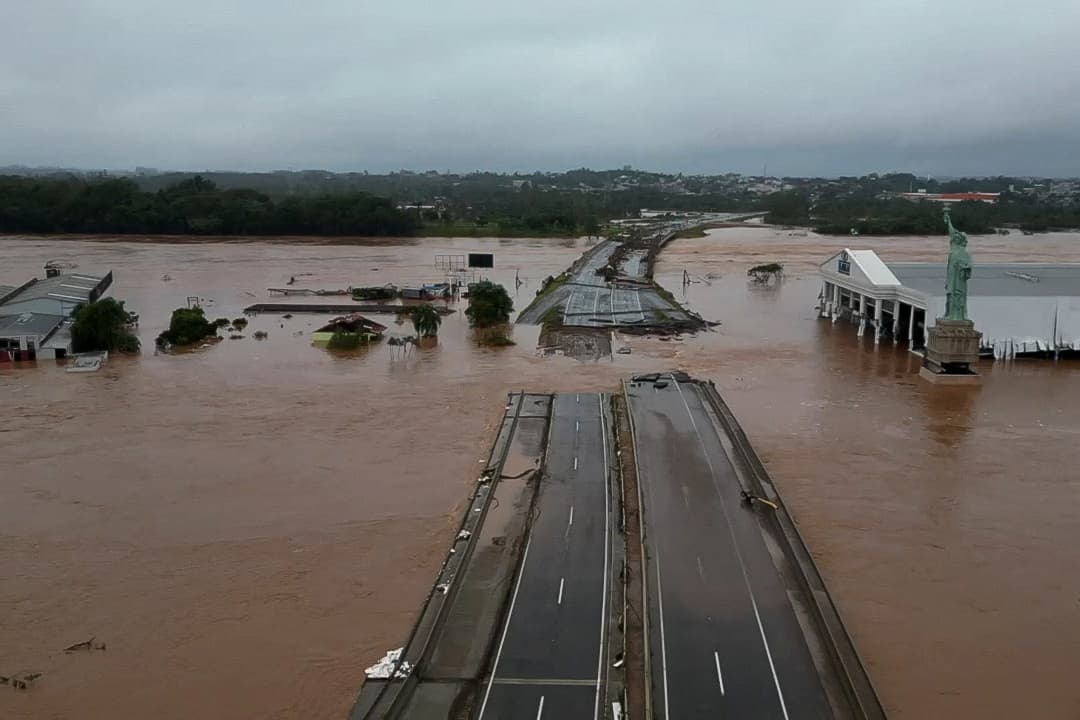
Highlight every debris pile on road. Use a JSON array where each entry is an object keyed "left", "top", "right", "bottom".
[{"left": 364, "top": 648, "right": 412, "bottom": 679}]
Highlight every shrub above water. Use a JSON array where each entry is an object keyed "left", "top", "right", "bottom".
[
  {"left": 71, "top": 298, "right": 141, "bottom": 353},
  {"left": 465, "top": 281, "right": 513, "bottom": 327},
  {"left": 156, "top": 307, "right": 220, "bottom": 347}
]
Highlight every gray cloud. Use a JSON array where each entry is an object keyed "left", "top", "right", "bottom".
[{"left": 3, "top": 0, "right": 1079, "bottom": 175}]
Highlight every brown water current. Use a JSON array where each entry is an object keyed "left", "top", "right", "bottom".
[{"left": 2, "top": 229, "right": 1079, "bottom": 719}]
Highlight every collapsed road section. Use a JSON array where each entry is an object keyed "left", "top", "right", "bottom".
[
  {"left": 349, "top": 392, "right": 622, "bottom": 720},
  {"left": 476, "top": 393, "right": 616, "bottom": 718},
  {"left": 350, "top": 378, "right": 886, "bottom": 719},
  {"left": 625, "top": 373, "right": 887, "bottom": 720}
]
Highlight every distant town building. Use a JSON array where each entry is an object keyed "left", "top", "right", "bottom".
[
  {"left": 639, "top": 209, "right": 703, "bottom": 219},
  {"left": 898, "top": 191, "right": 1000, "bottom": 204}
]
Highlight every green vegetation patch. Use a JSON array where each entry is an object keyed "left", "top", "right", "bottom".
[
  {"left": 71, "top": 298, "right": 140, "bottom": 354},
  {"left": 327, "top": 330, "right": 362, "bottom": 349},
  {"left": 465, "top": 281, "right": 514, "bottom": 327},
  {"left": 156, "top": 306, "right": 220, "bottom": 348}
]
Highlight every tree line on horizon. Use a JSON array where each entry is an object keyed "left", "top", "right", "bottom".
[
  {"left": 0, "top": 175, "right": 418, "bottom": 236},
  {"left": 764, "top": 189, "right": 1080, "bottom": 235},
  {"left": 2, "top": 171, "right": 1077, "bottom": 238}
]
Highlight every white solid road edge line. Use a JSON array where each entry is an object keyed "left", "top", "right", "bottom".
[
  {"left": 594, "top": 393, "right": 611, "bottom": 720},
  {"left": 557, "top": 578, "right": 565, "bottom": 605},
  {"left": 748, "top": 584, "right": 790, "bottom": 720},
  {"left": 477, "top": 532, "right": 534, "bottom": 719},
  {"left": 656, "top": 557, "right": 671, "bottom": 720},
  {"left": 536, "top": 694, "right": 545, "bottom": 719},
  {"left": 714, "top": 651, "right": 725, "bottom": 695},
  {"left": 671, "top": 376, "right": 790, "bottom": 719}
]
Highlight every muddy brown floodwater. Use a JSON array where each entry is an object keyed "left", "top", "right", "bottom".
[{"left": 2, "top": 229, "right": 1079, "bottom": 719}]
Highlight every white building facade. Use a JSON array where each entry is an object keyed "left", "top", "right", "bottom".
[{"left": 819, "top": 249, "right": 1080, "bottom": 359}]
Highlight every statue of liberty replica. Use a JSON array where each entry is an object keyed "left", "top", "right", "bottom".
[
  {"left": 920, "top": 207, "right": 983, "bottom": 384},
  {"left": 944, "top": 207, "right": 973, "bottom": 320}
]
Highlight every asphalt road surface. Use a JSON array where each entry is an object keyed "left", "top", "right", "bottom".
[
  {"left": 564, "top": 284, "right": 646, "bottom": 326},
  {"left": 628, "top": 377, "right": 833, "bottom": 719},
  {"left": 477, "top": 393, "right": 612, "bottom": 719}
]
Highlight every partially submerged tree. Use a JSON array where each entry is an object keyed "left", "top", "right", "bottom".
[
  {"left": 71, "top": 298, "right": 140, "bottom": 353},
  {"left": 411, "top": 304, "right": 442, "bottom": 338},
  {"left": 465, "top": 281, "right": 513, "bottom": 327},
  {"left": 156, "top": 307, "right": 220, "bottom": 347},
  {"left": 387, "top": 335, "right": 417, "bottom": 359},
  {"left": 747, "top": 262, "right": 784, "bottom": 285}
]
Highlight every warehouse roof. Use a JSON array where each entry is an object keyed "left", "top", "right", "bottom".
[
  {"left": 4, "top": 273, "right": 110, "bottom": 305},
  {"left": 0, "top": 312, "right": 66, "bottom": 339}
]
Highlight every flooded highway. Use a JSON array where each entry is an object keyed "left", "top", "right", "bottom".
[{"left": 2, "top": 229, "right": 1079, "bottom": 719}]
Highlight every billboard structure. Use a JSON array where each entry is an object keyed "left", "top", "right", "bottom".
[{"left": 468, "top": 253, "right": 494, "bottom": 269}]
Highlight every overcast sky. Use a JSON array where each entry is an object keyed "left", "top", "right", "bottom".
[{"left": 3, "top": 0, "right": 1080, "bottom": 176}]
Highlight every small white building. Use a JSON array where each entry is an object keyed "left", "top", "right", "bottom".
[{"left": 819, "top": 249, "right": 1080, "bottom": 359}]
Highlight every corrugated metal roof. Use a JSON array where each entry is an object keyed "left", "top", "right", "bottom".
[
  {"left": 0, "top": 272, "right": 112, "bottom": 318},
  {"left": 889, "top": 263, "right": 1080, "bottom": 298},
  {"left": 0, "top": 312, "right": 65, "bottom": 338},
  {"left": 9, "top": 274, "right": 103, "bottom": 303}
]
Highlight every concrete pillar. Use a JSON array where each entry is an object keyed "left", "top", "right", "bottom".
[
  {"left": 892, "top": 300, "right": 901, "bottom": 339},
  {"left": 857, "top": 294, "right": 866, "bottom": 336},
  {"left": 821, "top": 282, "right": 829, "bottom": 318},
  {"left": 908, "top": 304, "right": 916, "bottom": 344},
  {"left": 832, "top": 284, "right": 841, "bottom": 323},
  {"left": 874, "top": 298, "right": 883, "bottom": 344}
]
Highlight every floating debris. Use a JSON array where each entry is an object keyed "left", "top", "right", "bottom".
[
  {"left": 1, "top": 672, "right": 42, "bottom": 690},
  {"left": 364, "top": 648, "right": 411, "bottom": 679},
  {"left": 64, "top": 636, "right": 106, "bottom": 653},
  {"left": 253, "top": 330, "right": 268, "bottom": 340},
  {"left": 67, "top": 351, "right": 108, "bottom": 373}
]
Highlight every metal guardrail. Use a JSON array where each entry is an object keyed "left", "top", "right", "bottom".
[
  {"left": 620, "top": 380, "right": 652, "bottom": 720},
  {"left": 357, "top": 390, "right": 530, "bottom": 719},
  {"left": 698, "top": 382, "right": 888, "bottom": 720}
]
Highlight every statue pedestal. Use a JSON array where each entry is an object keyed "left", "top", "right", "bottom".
[{"left": 920, "top": 318, "right": 983, "bottom": 385}]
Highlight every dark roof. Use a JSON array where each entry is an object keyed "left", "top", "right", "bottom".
[
  {"left": 888, "top": 263, "right": 1080, "bottom": 298},
  {"left": 0, "top": 312, "right": 65, "bottom": 338},
  {"left": 315, "top": 314, "right": 387, "bottom": 334}
]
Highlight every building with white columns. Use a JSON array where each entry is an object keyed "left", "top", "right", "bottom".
[{"left": 818, "top": 249, "right": 1080, "bottom": 359}]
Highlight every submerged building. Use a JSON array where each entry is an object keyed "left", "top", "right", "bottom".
[
  {"left": 0, "top": 271, "right": 113, "bottom": 361},
  {"left": 819, "top": 249, "right": 1080, "bottom": 359}
]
